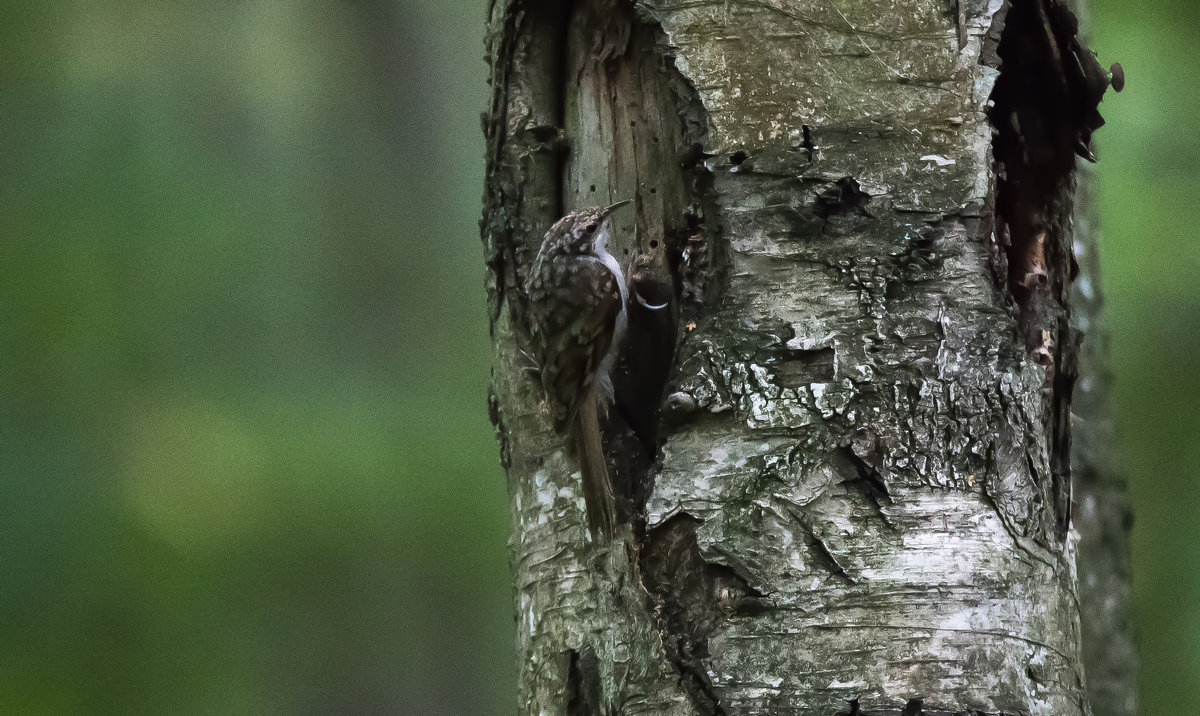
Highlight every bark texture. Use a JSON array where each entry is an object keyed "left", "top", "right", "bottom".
[{"left": 483, "top": 0, "right": 1121, "bottom": 713}]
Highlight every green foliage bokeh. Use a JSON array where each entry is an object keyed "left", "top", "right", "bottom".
[
  {"left": 0, "top": 0, "right": 1193, "bottom": 713},
  {"left": 2, "top": 1, "right": 507, "bottom": 713},
  {"left": 1092, "top": 0, "right": 1200, "bottom": 711}
]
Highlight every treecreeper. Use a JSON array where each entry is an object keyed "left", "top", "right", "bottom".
[{"left": 525, "top": 202, "right": 633, "bottom": 538}]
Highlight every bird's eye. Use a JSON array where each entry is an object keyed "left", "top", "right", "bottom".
[{"left": 585, "top": 223, "right": 597, "bottom": 233}]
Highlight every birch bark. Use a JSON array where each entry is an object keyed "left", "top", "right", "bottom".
[{"left": 481, "top": 1, "right": 1128, "bottom": 713}]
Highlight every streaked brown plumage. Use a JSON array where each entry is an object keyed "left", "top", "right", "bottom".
[{"left": 526, "top": 203, "right": 629, "bottom": 536}]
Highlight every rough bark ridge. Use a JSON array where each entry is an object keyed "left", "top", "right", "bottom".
[{"left": 483, "top": 0, "right": 1118, "bottom": 713}]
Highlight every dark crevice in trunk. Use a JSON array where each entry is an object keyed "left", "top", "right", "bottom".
[
  {"left": 565, "top": 646, "right": 603, "bottom": 716},
  {"left": 985, "top": 0, "right": 1112, "bottom": 542},
  {"left": 834, "top": 444, "right": 893, "bottom": 503}
]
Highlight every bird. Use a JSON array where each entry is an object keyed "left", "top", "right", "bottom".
[{"left": 525, "top": 201, "right": 632, "bottom": 537}]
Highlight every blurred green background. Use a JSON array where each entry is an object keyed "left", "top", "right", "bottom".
[{"left": 0, "top": 0, "right": 1193, "bottom": 713}]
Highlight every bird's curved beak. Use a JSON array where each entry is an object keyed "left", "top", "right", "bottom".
[{"left": 600, "top": 199, "right": 633, "bottom": 218}]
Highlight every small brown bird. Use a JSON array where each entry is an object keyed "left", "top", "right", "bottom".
[{"left": 525, "top": 202, "right": 631, "bottom": 537}]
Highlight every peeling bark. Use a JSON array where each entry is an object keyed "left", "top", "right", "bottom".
[{"left": 483, "top": 0, "right": 1124, "bottom": 713}]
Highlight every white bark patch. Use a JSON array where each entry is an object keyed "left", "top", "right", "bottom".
[{"left": 920, "top": 154, "right": 957, "bottom": 166}]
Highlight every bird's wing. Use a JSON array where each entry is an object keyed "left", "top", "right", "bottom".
[{"left": 531, "top": 257, "right": 623, "bottom": 434}]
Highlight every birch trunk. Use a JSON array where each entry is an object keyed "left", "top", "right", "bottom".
[{"left": 481, "top": 0, "right": 1129, "bottom": 713}]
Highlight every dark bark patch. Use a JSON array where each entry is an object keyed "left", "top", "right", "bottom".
[
  {"left": 639, "top": 514, "right": 765, "bottom": 715},
  {"left": 480, "top": 0, "right": 574, "bottom": 323},
  {"left": 670, "top": 204, "right": 715, "bottom": 309},
  {"left": 838, "top": 699, "right": 1000, "bottom": 716},
  {"left": 803, "top": 525, "right": 854, "bottom": 583},
  {"left": 800, "top": 124, "right": 815, "bottom": 163},
  {"left": 985, "top": 0, "right": 1114, "bottom": 543},
  {"left": 775, "top": 347, "right": 836, "bottom": 387},
  {"left": 614, "top": 273, "right": 678, "bottom": 449},
  {"left": 746, "top": 319, "right": 838, "bottom": 388},
  {"left": 986, "top": 0, "right": 1111, "bottom": 314},
  {"left": 487, "top": 386, "right": 512, "bottom": 471},
  {"left": 833, "top": 444, "right": 893, "bottom": 503},
  {"left": 815, "top": 176, "right": 872, "bottom": 220},
  {"left": 837, "top": 696, "right": 997, "bottom": 715},
  {"left": 566, "top": 646, "right": 603, "bottom": 716},
  {"left": 883, "top": 223, "right": 945, "bottom": 304}
]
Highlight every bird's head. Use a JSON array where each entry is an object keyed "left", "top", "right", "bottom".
[{"left": 549, "top": 200, "right": 631, "bottom": 256}]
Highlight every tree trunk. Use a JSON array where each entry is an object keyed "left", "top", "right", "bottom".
[{"left": 482, "top": 0, "right": 1128, "bottom": 713}]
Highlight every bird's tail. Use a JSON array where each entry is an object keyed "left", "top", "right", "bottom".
[{"left": 574, "top": 391, "right": 616, "bottom": 538}]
